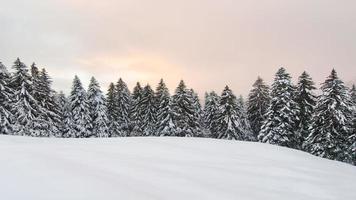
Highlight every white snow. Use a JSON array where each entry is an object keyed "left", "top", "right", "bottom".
[{"left": 0, "top": 135, "right": 355, "bottom": 200}]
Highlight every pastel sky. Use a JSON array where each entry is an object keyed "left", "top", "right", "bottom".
[{"left": 1, "top": 0, "right": 355, "bottom": 97}]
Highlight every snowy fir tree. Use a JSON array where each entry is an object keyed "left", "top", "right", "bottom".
[
  {"left": 35, "top": 69, "right": 61, "bottom": 137},
  {"left": 155, "top": 79, "right": 176, "bottom": 136},
  {"left": 10, "top": 58, "right": 40, "bottom": 136},
  {"left": 87, "top": 77, "right": 109, "bottom": 137},
  {"left": 349, "top": 85, "right": 356, "bottom": 165},
  {"left": 237, "top": 95, "right": 254, "bottom": 141},
  {"left": 258, "top": 68, "right": 301, "bottom": 149},
  {"left": 140, "top": 84, "right": 157, "bottom": 136},
  {"left": 106, "top": 82, "right": 120, "bottom": 137},
  {"left": 68, "top": 76, "right": 92, "bottom": 138},
  {"left": 203, "top": 91, "right": 220, "bottom": 138},
  {"left": 305, "top": 70, "right": 354, "bottom": 162},
  {"left": 171, "top": 80, "right": 202, "bottom": 137},
  {"left": 56, "top": 91, "right": 71, "bottom": 137},
  {"left": 295, "top": 71, "right": 316, "bottom": 143},
  {"left": 190, "top": 89, "right": 204, "bottom": 137},
  {"left": 30, "top": 63, "right": 41, "bottom": 101},
  {"left": 27, "top": 63, "right": 51, "bottom": 137},
  {"left": 247, "top": 77, "right": 270, "bottom": 139},
  {"left": 115, "top": 78, "right": 131, "bottom": 136},
  {"left": 215, "top": 86, "right": 245, "bottom": 140},
  {"left": 0, "top": 62, "right": 14, "bottom": 135},
  {"left": 130, "top": 82, "right": 144, "bottom": 136}
]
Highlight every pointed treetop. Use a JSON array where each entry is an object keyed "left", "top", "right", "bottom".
[
  {"left": 223, "top": 85, "right": 231, "bottom": 91},
  {"left": 329, "top": 69, "right": 338, "bottom": 79},
  {"left": 253, "top": 76, "right": 265, "bottom": 86},
  {"left": 89, "top": 76, "right": 100, "bottom": 88},
  {"left": 0, "top": 62, "right": 9, "bottom": 74}
]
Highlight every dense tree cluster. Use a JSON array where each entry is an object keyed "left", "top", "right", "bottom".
[{"left": 0, "top": 58, "right": 355, "bottom": 165}]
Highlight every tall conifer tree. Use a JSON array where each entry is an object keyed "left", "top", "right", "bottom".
[
  {"left": 68, "top": 76, "right": 91, "bottom": 138},
  {"left": 87, "top": 77, "right": 109, "bottom": 137},
  {"left": 247, "top": 77, "right": 270, "bottom": 138},
  {"left": 11, "top": 58, "right": 40, "bottom": 136},
  {"left": 130, "top": 82, "right": 144, "bottom": 136},
  {"left": 0, "top": 62, "right": 14, "bottom": 135},
  {"left": 349, "top": 85, "right": 356, "bottom": 165},
  {"left": 258, "top": 68, "right": 301, "bottom": 149},
  {"left": 115, "top": 78, "right": 131, "bottom": 136},
  {"left": 106, "top": 83, "right": 120, "bottom": 136},
  {"left": 306, "top": 69, "right": 353, "bottom": 162},
  {"left": 155, "top": 79, "right": 175, "bottom": 136},
  {"left": 171, "top": 80, "right": 201, "bottom": 137},
  {"left": 215, "top": 86, "right": 245, "bottom": 140},
  {"left": 296, "top": 71, "right": 316, "bottom": 143},
  {"left": 141, "top": 84, "right": 157, "bottom": 136}
]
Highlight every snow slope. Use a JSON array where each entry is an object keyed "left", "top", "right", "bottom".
[{"left": 0, "top": 135, "right": 355, "bottom": 200}]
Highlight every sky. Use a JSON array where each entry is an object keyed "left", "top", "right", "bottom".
[{"left": 0, "top": 0, "right": 356, "bottom": 97}]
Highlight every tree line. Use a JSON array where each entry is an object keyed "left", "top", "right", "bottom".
[{"left": 0, "top": 58, "right": 355, "bottom": 165}]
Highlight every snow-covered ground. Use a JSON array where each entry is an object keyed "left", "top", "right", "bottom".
[{"left": 0, "top": 135, "right": 355, "bottom": 200}]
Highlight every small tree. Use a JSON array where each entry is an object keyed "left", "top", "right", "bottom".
[
  {"left": 203, "top": 91, "right": 220, "bottom": 138},
  {"left": 238, "top": 95, "right": 254, "bottom": 141},
  {"left": 56, "top": 91, "right": 71, "bottom": 137}
]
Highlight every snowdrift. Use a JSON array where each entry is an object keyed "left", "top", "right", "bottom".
[{"left": 0, "top": 135, "right": 355, "bottom": 200}]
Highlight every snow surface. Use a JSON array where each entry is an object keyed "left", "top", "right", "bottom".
[{"left": 0, "top": 135, "right": 355, "bottom": 200}]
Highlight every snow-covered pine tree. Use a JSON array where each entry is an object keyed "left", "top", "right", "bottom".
[
  {"left": 305, "top": 69, "right": 353, "bottom": 162},
  {"left": 140, "top": 84, "right": 157, "bottom": 136},
  {"left": 87, "top": 77, "right": 109, "bottom": 137},
  {"left": 295, "top": 71, "right": 316, "bottom": 143},
  {"left": 237, "top": 95, "right": 254, "bottom": 141},
  {"left": 171, "top": 80, "right": 201, "bottom": 137},
  {"left": 36, "top": 69, "right": 61, "bottom": 137},
  {"left": 130, "top": 82, "right": 144, "bottom": 136},
  {"left": 30, "top": 63, "right": 41, "bottom": 101},
  {"left": 115, "top": 78, "right": 131, "bottom": 136},
  {"left": 106, "top": 82, "right": 120, "bottom": 137},
  {"left": 155, "top": 79, "right": 176, "bottom": 136},
  {"left": 0, "top": 62, "right": 14, "bottom": 135},
  {"left": 56, "top": 91, "right": 71, "bottom": 137},
  {"left": 247, "top": 77, "right": 270, "bottom": 139},
  {"left": 203, "top": 91, "right": 220, "bottom": 138},
  {"left": 350, "top": 85, "right": 356, "bottom": 165},
  {"left": 10, "top": 58, "right": 39, "bottom": 136},
  {"left": 215, "top": 86, "right": 245, "bottom": 140},
  {"left": 258, "top": 68, "right": 301, "bottom": 149},
  {"left": 27, "top": 63, "right": 50, "bottom": 137},
  {"left": 189, "top": 89, "right": 204, "bottom": 137},
  {"left": 68, "top": 75, "right": 91, "bottom": 138}
]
